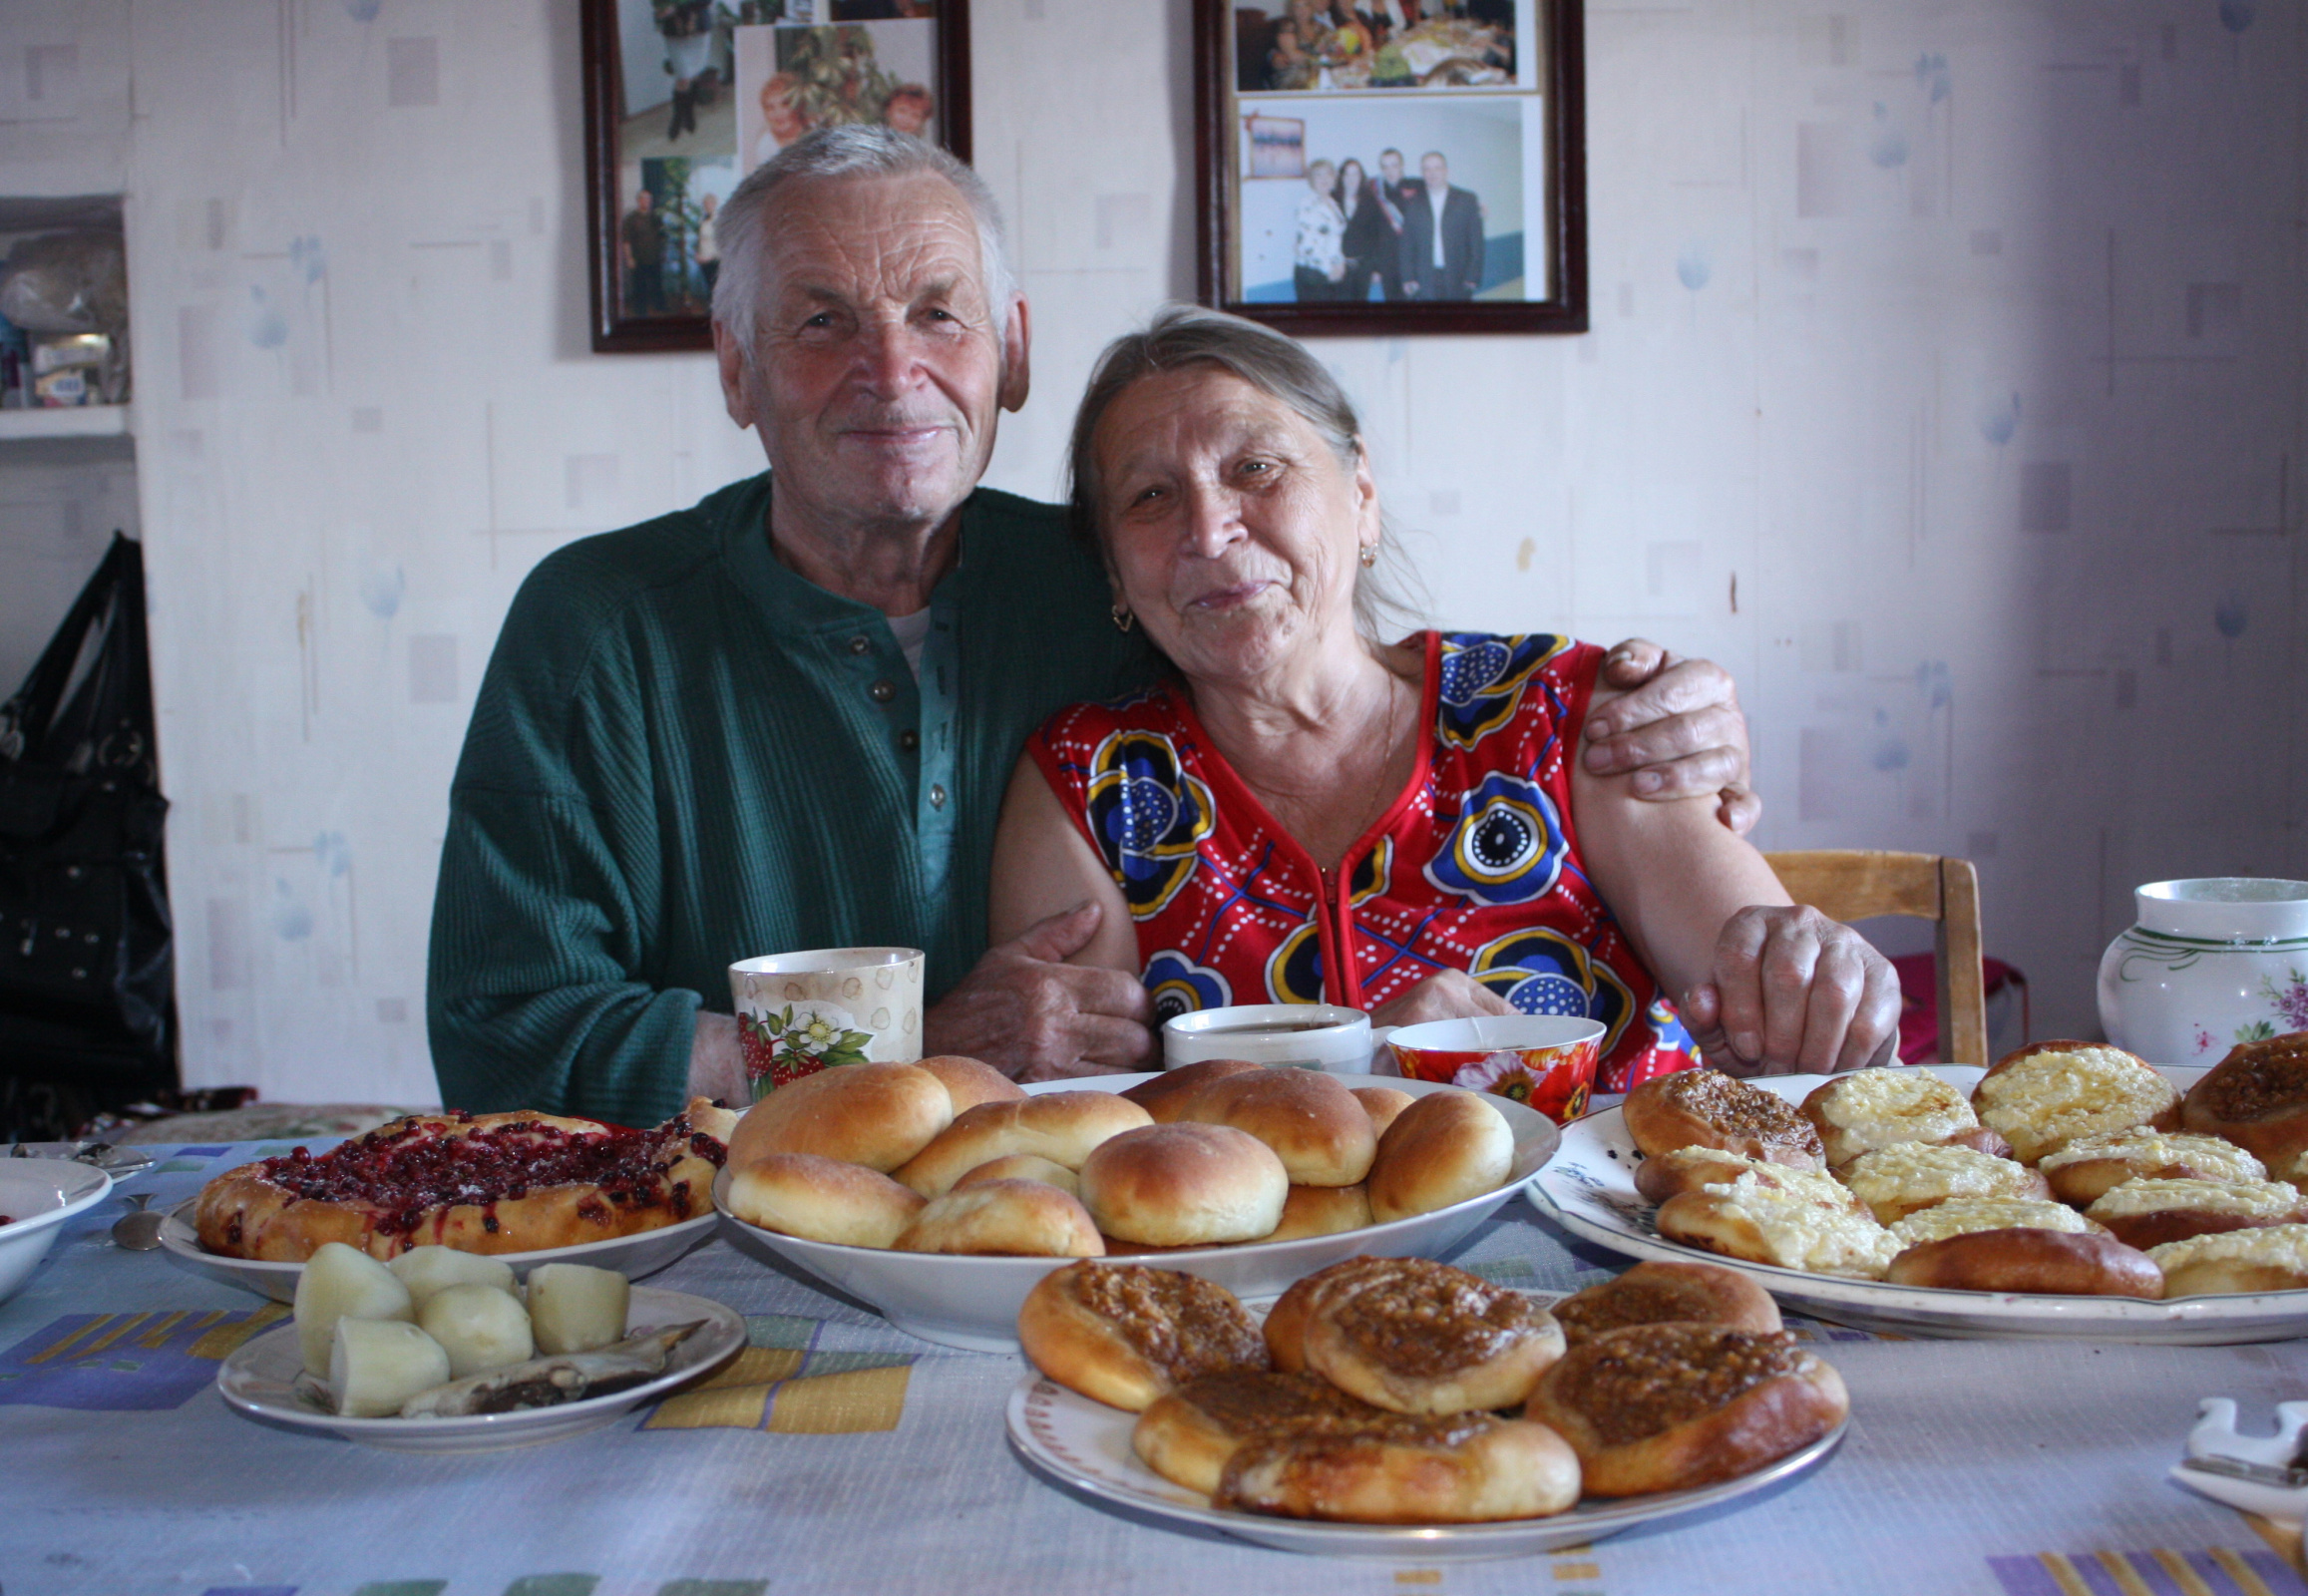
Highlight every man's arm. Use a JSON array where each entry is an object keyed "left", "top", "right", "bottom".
[{"left": 1586, "top": 639, "right": 1760, "bottom": 833}]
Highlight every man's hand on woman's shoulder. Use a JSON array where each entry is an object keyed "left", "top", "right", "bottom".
[{"left": 1584, "top": 639, "right": 1759, "bottom": 836}]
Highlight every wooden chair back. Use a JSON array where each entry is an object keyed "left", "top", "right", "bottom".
[{"left": 1762, "top": 850, "right": 1988, "bottom": 1067}]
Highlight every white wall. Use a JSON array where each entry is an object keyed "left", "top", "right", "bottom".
[{"left": 0, "top": 0, "right": 2296, "bottom": 1104}]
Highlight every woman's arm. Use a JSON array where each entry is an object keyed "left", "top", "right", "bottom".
[
  {"left": 1569, "top": 680, "right": 1900, "bottom": 1075},
  {"left": 987, "top": 751, "right": 1141, "bottom": 974}
]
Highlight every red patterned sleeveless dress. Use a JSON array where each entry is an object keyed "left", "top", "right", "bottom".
[{"left": 1028, "top": 630, "right": 1703, "bottom": 1097}]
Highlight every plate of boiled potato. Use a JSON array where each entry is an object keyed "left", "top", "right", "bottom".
[
  {"left": 1533, "top": 1052, "right": 2308, "bottom": 1344},
  {"left": 215, "top": 1242, "right": 743, "bottom": 1450}
]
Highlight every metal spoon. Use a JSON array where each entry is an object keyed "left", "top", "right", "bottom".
[{"left": 111, "top": 1194, "right": 164, "bottom": 1251}]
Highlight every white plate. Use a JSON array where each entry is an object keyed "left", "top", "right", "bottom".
[
  {"left": 715, "top": 1072, "right": 1560, "bottom": 1353},
  {"left": 161, "top": 1200, "right": 719, "bottom": 1304},
  {"left": 1531, "top": 1064, "right": 2308, "bottom": 1344},
  {"left": 215, "top": 1285, "right": 745, "bottom": 1451},
  {"left": 1005, "top": 1370, "right": 1843, "bottom": 1560},
  {"left": 0, "top": 1158, "right": 113, "bottom": 1306}
]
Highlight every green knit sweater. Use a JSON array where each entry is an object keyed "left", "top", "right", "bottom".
[{"left": 426, "top": 474, "right": 1156, "bottom": 1125}]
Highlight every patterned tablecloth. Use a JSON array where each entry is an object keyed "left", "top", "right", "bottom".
[{"left": 4, "top": 1139, "right": 2305, "bottom": 1596}]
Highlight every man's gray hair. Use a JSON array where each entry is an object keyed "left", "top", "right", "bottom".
[
  {"left": 1066, "top": 303, "right": 1423, "bottom": 644},
  {"left": 709, "top": 125, "right": 1017, "bottom": 353}
]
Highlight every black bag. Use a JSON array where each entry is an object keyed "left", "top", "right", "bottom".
[{"left": 0, "top": 532, "right": 176, "bottom": 1100}]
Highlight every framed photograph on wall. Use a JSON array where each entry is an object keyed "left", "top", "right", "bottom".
[
  {"left": 581, "top": 0, "right": 973, "bottom": 353},
  {"left": 1194, "top": 0, "right": 1586, "bottom": 335}
]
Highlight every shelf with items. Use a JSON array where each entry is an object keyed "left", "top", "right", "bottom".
[{"left": 0, "top": 403, "right": 129, "bottom": 443}]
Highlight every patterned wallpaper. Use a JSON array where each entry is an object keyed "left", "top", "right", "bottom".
[{"left": 0, "top": 0, "right": 2296, "bottom": 1103}]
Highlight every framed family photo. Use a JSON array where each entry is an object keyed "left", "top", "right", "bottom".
[
  {"left": 581, "top": 0, "right": 973, "bottom": 352},
  {"left": 1194, "top": 0, "right": 1587, "bottom": 335}
]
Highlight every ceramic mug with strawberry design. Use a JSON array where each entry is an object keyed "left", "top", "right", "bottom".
[
  {"left": 729, "top": 947, "right": 926, "bottom": 1101},
  {"left": 1385, "top": 1014, "right": 1605, "bottom": 1125}
]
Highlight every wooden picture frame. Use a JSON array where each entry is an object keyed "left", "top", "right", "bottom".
[
  {"left": 1194, "top": 0, "right": 1586, "bottom": 336},
  {"left": 581, "top": 0, "right": 973, "bottom": 353}
]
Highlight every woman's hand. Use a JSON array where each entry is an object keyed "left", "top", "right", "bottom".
[
  {"left": 1678, "top": 906, "right": 1902, "bottom": 1076},
  {"left": 1369, "top": 970, "right": 1516, "bottom": 1029}
]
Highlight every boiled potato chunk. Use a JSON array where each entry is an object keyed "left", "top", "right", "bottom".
[
  {"left": 295, "top": 1241, "right": 414, "bottom": 1377},
  {"left": 525, "top": 1262, "right": 628, "bottom": 1355},
  {"left": 329, "top": 1318, "right": 452, "bottom": 1416},
  {"left": 417, "top": 1283, "right": 535, "bottom": 1379},
  {"left": 388, "top": 1245, "right": 518, "bottom": 1307}
]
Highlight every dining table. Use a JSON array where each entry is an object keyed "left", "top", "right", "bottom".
[{"left": 4, "top": 1123, "right": 2306, "bottom": 1596}]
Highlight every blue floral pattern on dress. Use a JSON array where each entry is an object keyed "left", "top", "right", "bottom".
[
  {"left": 1435, "top": 632, "right": 1570, "bottom": 750},
  {"left": 1265, "top": 918, "right": 1326, "bottom": 1004},
  {"left": 1469, "top": 925, "right": 1637, "bottom": 1057},
  {"left": 1143, "top": 949, "right": 1233, "bottom": 1022},
  {"left": 1423, "top": 771, "right": 1569, "bottom": 906},
  {"left": 1083, "top": 729, "right": 1217, "bottom": 919}
]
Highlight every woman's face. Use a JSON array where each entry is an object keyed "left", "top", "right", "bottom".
[
  {"left": 1094, "top": 366, "right": 1377, "bottom": 687},
  {"left": 1340, "top": 160, "right": 1365, "bottom": 195},
  {"left": 1307, "top": 161, "right": 1336, "bottom": 196}
]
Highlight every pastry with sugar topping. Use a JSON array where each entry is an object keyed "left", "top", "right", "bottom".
[
  {"left": 1623, "top": 1069, "right": 1824, "bottom": 1168},
  {"left": 2151, "top": 1222, "right": 2308, "bottom": 1297},
  {"left": 1970, "top": 1041, "right": 2179, "bottom": 1164}
]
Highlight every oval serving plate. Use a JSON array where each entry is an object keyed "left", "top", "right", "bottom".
[
  {"left": 161, "top": 1203, "right": 719, "bottom": 1305},
  {"left": 1005, "top": 1369, "right": 1843, "bottom": 1561},
  {"left": 715, "top": 1072, "right": 1559, "bottom": 1354},
  {"left": 216, "top": 1285, "right": 744, "bottom": 1451},
  {"left": 1529, "top": 1063, "right": 2308, "bottom": 1344}
]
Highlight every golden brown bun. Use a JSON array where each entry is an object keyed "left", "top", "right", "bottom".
[
  {"left": 1131, "top": 1371, "right": 1394, "bottom": 1496},
  {"left": 1263, "top": 1183, "right": 1372, "bottom": 1242},
  {"left": 1302, "top": 1257, "right": 1565, "bottom": 1413},
  {"left": 1799, "top": 1068, "right": 1979, "bottom": 1166},
  {"left": 1077, "top": 1123, "right": 1290, "bottom": 1246},
  {"left": 1263, "top": 1256, "right": 1399, "bottom": 1373},
  {"left": 894, "top": 1091, "right": 1152, "bottom": 1197},
  {"left": 1351, "top": 1086, "right": 1415, "bottom": 1139},
  {"left": 1366, "top": 1089, "right": 1515, "bottom": 1223},
  {"left": 1834, "top": 1141, "right": 2052, "bottom": 1225},
  {"left": 2183, "top": 1032, "right": 2308, "bottom": 1169},
  {"left": 1524, "top": 1324, "right": 1848, "bottom": 1497},
  {"left": 915, "top": 1055, "right": 1026, "bottom": 1115},
  {"left": 2150, "top": 1224, "right": 2308, "bottom": 1296},
  {"left": 1122, "top": 1059, "right": 1264, "bottom": 1122},
  {"left": 1655, "top": 1168, "right": 1895, "bottom": 1279},
  {"left": 724, "top": 1152, "right": 925, "bottom": 1248},
  {"left": 891, "top": 1179, "right": 1104, "bottom": 1257},
  {"left": 1550, "top": 1260, "right": 1782, "bottom": 1347},
  {"left": 1634, "top": 1146, "right": 1765, "bottom": 1205},
  {"left": 1017, "top": 1261, "right": 1268, "bottom": 1410},
  {"left": 725, "top": 1063, "right": 953, "bottom": 1173},
  {"left": 2081, "top": 1177, "right": 2308, "bottom": 1250},
  {"left": 953, "top": 1153, "right": 1080, "bottom": 1197},
  {"left": 1622, "top": 1069, "right": 1823, "bottom": 1168},
  {"left": 2039, "top": 1130, "right": 2267, "bottom": 1205},
  {"left": 1177, "top": 1068, "right": 1377, "bottom": 1187},
  {"left": 1972, "top": 1041, "right": 2180, "bottom": 1164},
  {"left": 1884, "top": 1228, "right": 2162, "bottom": 1296},
  {"left": 1217, "top": 1414, "right": 1582, "bottom": 1523}
]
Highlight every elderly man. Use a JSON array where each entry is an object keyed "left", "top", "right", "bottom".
[{"left": 427, "top": 128, "right": 1762, "bottom": 1126}]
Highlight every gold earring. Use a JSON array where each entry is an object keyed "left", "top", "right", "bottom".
[
  {"left": 1358, "top": 544, "right": 1378, "bottom": 569},
  {"left": 1111, "top": 603, "right": 1135, "bottom": 632}
]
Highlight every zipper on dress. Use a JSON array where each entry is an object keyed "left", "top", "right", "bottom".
[{"left": 1318, "top": 864, "right": 1364, "bottom": 1011}]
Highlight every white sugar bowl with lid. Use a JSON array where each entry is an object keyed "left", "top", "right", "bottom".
[{"left": 2098, "top": 878, "right": 2308, "bottom": 1064}]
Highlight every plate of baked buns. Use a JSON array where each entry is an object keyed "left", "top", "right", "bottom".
[
  {"left": 1004, "top": 1256, "right": 1846, "bottom": 1559},
  {"left": 712, "top": 1059, "right": 1559, "bottom": 1352},
  {"left": 165, "top": 1100, "right": 737, "bottom": 1303},
  {"left": 1532, "top": 1033, "right": 2308, "bottom": 1343}
]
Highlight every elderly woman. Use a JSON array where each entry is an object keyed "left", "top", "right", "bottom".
[
  {"left": 1293, "top": 159, "right": 1349, "bottom": 301},
  {"left": 988, "top": 306, "right": 1900, "bottom": 1091}
]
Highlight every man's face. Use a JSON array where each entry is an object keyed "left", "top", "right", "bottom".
[
  {"left": 715, "top": 172, "right": 1030, "bottom": 541},
  {"left": 1422, "top": 154, "right": 1447, "bottom": 189},
  {"left": 636, "top": 190, "right": 652, "bottom": 211},
  {"left": 1379, "top": 152, "right": 1403, "bottom": 186}
]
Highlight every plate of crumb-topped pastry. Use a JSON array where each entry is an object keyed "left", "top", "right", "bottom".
[
  {"left": 1003, "top": 1257, "right": 1845, "bottom": 1559},
  {"left": 1532, "top": 1042, "right": 2308, "bottom": 1343}
]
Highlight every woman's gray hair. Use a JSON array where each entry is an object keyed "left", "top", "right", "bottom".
[
  {"left": 1066, "top": 303, "right": 1424, "bottom": 644},
  {"left": 709, "top": 126, "right": 1017, "bottom": 354}
]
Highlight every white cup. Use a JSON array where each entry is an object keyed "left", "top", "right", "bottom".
[
  {"left": 729, "top": 947, "right": 925, "bottom": 1101},
  {"left": 1162, "top": 1002, "right": 1372, "bottom": 1074}
]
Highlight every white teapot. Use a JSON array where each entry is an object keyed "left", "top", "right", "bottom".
[{"left": 2098, "top": 879, "right": 2308, "bottom": 1064}]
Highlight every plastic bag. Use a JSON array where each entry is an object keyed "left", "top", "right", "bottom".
[{"left": 0, "top": 230, "right": 128, "bottom": 335}]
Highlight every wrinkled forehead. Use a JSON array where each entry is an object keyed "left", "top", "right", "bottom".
[
  {"left": 760, "top": 171, "right": 990, "bottom": 310},
  {"left": 1094, "top": 366, "right": 1312, "bottom": 481}
]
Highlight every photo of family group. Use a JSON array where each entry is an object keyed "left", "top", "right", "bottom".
[
  {"left": 1233, "top": 94, "right": 1547, "bottom": 304},
  {"left": 1233, "top": 0, "right": 1538, "bottom": 93},
  {"left": 735, "top": 17, "right": 942, "bottom": 170}
]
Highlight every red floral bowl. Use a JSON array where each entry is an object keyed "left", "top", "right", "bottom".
[{"left": 1385, "top": 1015, "right": 1604, "bottom": 1124}]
